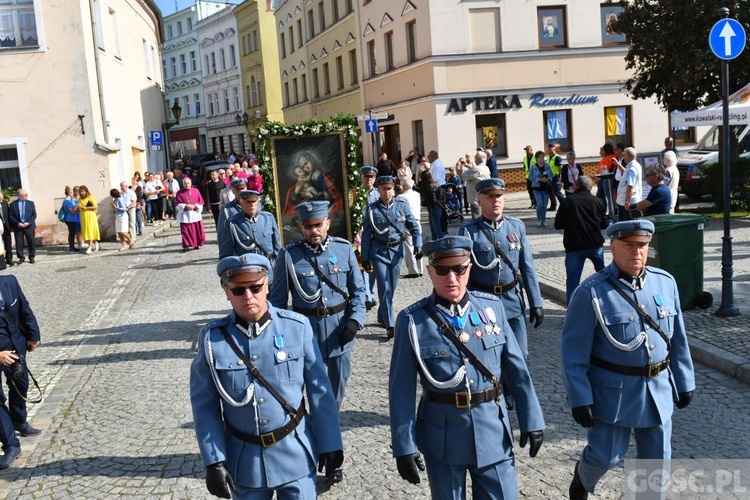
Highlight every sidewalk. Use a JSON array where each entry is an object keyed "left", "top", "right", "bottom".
[{"left": 499, "top": 191, "right": 750, "bottom": 385}]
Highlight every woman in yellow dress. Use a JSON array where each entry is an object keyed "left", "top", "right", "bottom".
[{"left": 78, "top": 185, "right": 100, "bottom": 254}]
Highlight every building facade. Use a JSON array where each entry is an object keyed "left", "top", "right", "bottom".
[
  {"left": 356, "top": 1, "right": 675, "bottom": 179},
  {"left": 196, "top": 5, "right": 247, "bottom": 155},
  {"left": 274, "top": 0, "right": 362, "bottom": 124},
  {"left": 235, "top": 0, "right": 284, "bottom": 154},
  {"left": 0, "top": 0, "right": 164, "bottom": 241}
]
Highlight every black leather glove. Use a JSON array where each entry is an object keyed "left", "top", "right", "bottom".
[
  {"left": 676, "top": 391, "right": 693, "bottom": 409},
  {"left": 529, "top": 307, "right": 544, "bottom": 328},
  {"left": 413, "top": 247, "right": 423, "bottom": 260},
  {"left": 572, "top": 405, "right": 594, "bottom": 428},
  {"left": 519, "top": 430, "right": 544, "bottom": 458},
  {"left": 396, "top": 453, "right": 425, "bottom": 484},
  {"left": 205, "top": 462, "right": 234, "bottom": 499},
  {"left": 339, "top": 319, "right": 359, "bottom": 348},
  {"left": 362, "top": 261, "right": 373, "bottom": 273},
  {"left": 318, "top": 450, "right": 344, "bottom": 479}
]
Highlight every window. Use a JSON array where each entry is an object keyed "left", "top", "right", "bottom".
[
  {"left": 210, "top": 52, "right": 216, "bottom": 73},
  {"left": 146, "top": 41, "right": 153, "bottom": 77},
  {"left": 194, "top": 92, "right": 201, "bottom": 115},
  {"left": 475, "top": 114, "right": 508, "bottom": 157},
  {"left": 258, "top": 80, "right": 264, "bottom": 105},
  {"left": 177, "top": 21, "right": 183, "bottom": 35},
  {"left": 108, "top": 7, "right": 121, "bottom": 59},
  {"left": 312, "top": 67, "right": 320, "bottom": 98},
  {"left": 252, "top": 30, "right": 258, "bottom": 52},
  {"left": 284, "top": 82, "right": 290, "bottom": 107},
  {"left": 229, "top": 44, "right": 236, "bottom": 67},
  {"left": 182, "top": 95, "right": 190, "bottom": 116},
  {"left": 251, "top": 76, "right": 258, "bottom": 106},
  {"left": 367, "top": 40, "right": 376, "bottom": 77},
  {"left": 214, "top": 92, "right": 219, "bottom": 114},
  {"left": 234, "top": 86, "right": 240, "bottom": 110},
  {"left": 296, "top": 20, "right": 303, "bottom": 48},
  {"left": 323, "top": 62, "right": 330, "bottom": 95},
  {"left": 349, "top": 49, "right": 358, "bottom": 85},
  {"left": 180, "top": 54, "right": 187, "bottom": 75},
  {"left": 346, "top": 0, "right": 353, "bottom": 15},
  {"left": 289, "top": 27, "right": 294, "bottom": 54},
  {"left": 242, "top": 34, "right": 249, "bottom": 55},
  {"left": 292, "top": 77, "right": 298, "bottom": 104},
  {"left": 220, "top": 48, "right": 226, "bottom": 70},
  {"left": 384, "top": 31, "right": 394, "bottom": 71},
  {"left": 190, "top": 51, "right": 197, "bottom": 72},
  {"left": 604, "top": 106, "right": 631, "bottom": 146},
  {"left": 280, "top": 32, "right": 286, "bottom": 58},
  {"left": 93, "top": 0, "right": 105, "bottom": 50},
  {"left": 412, "top": 120, "right": 424, "bottom": 156},
  {"left": 332, "top": 0, "right": 339, "bottom": 23},
  {"left": 335, "top": 56, "right": 344, "bottom": 89},
  {"left": 167, "top": 24, "right": 173, "bottom": 39},
  {"left": 208, "top": 93, "right": 214, "bottom": 115},
  {"left": 318, "top": 1, "right": 326, "bottom": 31},
  {"left": 0, "top": 147, "right": 21, "bottom": 191},
  {"left": 672, "top": 127, "right": 695, "bottom": 144},
  {"left": 544, "top": 109, "right": 572, "bottom": 151},
  {"left": 301, "top": 73, "right": 308, "bottom": 101},
  {"left": 187, "top": 17, "right": 192, "bottom": 31},
  {"left": 224, "top": 89, "right": 230, "bottom": 113},
  {"left": 468, "top": 8, "right": 500, "bottom": 53},
  {"left": 406, "top": 21, "right": 417, "bottom": 63},
  {"left": 537, "top": 7, "right": 567, "bottom": 49},
  {"left": 600, "top": 4, "right": 627, "bottom": 46},
  {"left": 161, "top": 59, "right": 167, "bottom": 80},
  {"left": 307, "top": 10, "right": 315, "bottom": 39},
  {"left": 246, "top": 84, "right": 251, "bottom": 107},
  {"left": 170, "top": 57, "right": 176, "bottom": 78}
]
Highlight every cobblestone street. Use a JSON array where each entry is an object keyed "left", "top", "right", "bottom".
[{"left": 0, "top": 211, "right": 748, "bottom": 499}]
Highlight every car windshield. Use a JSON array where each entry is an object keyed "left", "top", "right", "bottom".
[{"left": 694, "top": 125, "right": 747, "bottom": 151}]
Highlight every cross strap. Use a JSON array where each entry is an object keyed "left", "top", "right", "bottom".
[
  {"left": 605, "top": 277, "right": 671, "bottom": 351},
  {"left": 476, "top": 222, "right": 521, "bottom": 280},
  {"left": 300, "top": 246, "right": 350, "bottom": 302},
  {"left": 424, "top": 305, "right": 501, "bottom": 394},
  {"left": 231, "top": 220, "right": 271, "bottom": 258},
  {"left": 218, "top": 326, "right": 298, "bottom": 416},
  {"left": 375, "top": 203, "right": 408, "bottom": 242}
]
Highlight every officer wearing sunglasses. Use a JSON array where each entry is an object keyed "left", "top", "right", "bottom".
[
  {"left": 190, "top": 253, "right": 344, "bottom": 499},
  {"left": 389, "top": 235, "right": 545, "bottom": 498}
]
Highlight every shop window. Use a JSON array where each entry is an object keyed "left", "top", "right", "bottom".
[
  {"left": 537, "top": 6, "right": 567, "bottom": 49},
  {"left": 604, "top": 106, "right": 631, "bottom": 146},
  {"left": 544, "top": 109, "right": 572, "bottom": 152},
  {"left": 475, "top": 114, "right": 507, "bottom": 157},
  {"left": 600, "top": 4, "right": 627, "bottom": 46}
]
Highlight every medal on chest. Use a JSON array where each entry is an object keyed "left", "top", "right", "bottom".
[
  {"left": 484, "top": 307, "right": 501, "bottom": 335},
  {"left": 654, "top": 293, "right": 667, "bottom": 318},
  {"left": 469, "top": 311, "right": 483, "bottom": 339},
  {"left": 507, "top": 233, "right": 520, "bottom": 251},
  {"left": 274, "top": 333, "right": 287, "bottom": 361},
  {"left": 330, "top": 253, "right": 339, "bottom": 274}
]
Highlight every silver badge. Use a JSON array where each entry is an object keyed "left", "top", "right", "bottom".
[{"left": 276, "top": 351, "right": 287, "bottom": 361}]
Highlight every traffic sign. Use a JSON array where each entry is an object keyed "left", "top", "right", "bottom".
[
  {"left": 357, "top": 112, "right": 389, "bottom": 121},
  {"left": 709, "top": 19, "right": 746, "bottom": 60},
  {"left": 150, "top": 130, "right": 163, "bottom": 146},
  {"left": 364, "top": 119, "right": 379, "bottom": 133}
]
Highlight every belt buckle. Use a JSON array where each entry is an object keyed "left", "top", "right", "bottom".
[
  {"left": 388, "top": 240, "right": 397, "bottom": 248},
  {"left": 454, "top": 392, "right": 470, "bottom": 408},
  {"left": 316, "top": 307, "right": 329, "bottom": 317},
  {"left": 493, "top": 285, "right": 504, "bottom": 295},
  {"left": 260, "top": 432, "right": 276, "bottom": 447},
  {"left": 647, "top": 363, "right": 660, "bottom": 378}
]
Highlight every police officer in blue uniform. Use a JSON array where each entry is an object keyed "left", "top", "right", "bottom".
[
  {"left": 358, "top": 166, "right": 379, "bottom": 311},
  {"left": 561, "top": 220, "right": 695, "bottom": 499},
  {"left": 459, "top": 178, "right": 544, "bottom": 359},
  {"left": 360, "top": 176, "right": 422, "bottom": 339},
  {"left": 216, "top": 178, "right": 248, "bottom": 240},
  {"left": 270, "top": 200, "right": 366, "bottom": 409},
  {"left": 389, "top": 236, "right": 545, "bottom": 499},
  {"left": 219, "top": 190, "right": 281, "bottom": 276},
  {"left": 190, "top": 254, "right": 344, "bottom": 499}
]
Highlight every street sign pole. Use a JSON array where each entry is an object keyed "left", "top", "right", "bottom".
[
  {"left": 368, "top": 110, "right": 377, "bottom": 167},
  {"left": 713, "top": 7, "right": 741, "bottom": 316}
]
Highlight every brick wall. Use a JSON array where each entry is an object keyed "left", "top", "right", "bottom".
[{"left": 498, "top": 161, "right": 600, "bottom": 193}]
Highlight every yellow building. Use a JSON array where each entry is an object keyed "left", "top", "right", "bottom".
[
  {"left": 274, "top": 0, "right": 362, "bottom": 124},
  {"left": 235, "top": 0, "right": 284, "bottom": 153}
]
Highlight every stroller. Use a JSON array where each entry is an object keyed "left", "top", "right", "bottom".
[{"left": 443, "top": 182, "right": 464, "bottom": 226}]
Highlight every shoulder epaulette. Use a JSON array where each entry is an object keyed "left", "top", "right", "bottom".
[
  {"left": 275, "top": 308, "right": 308, "bottom": 324},
  {"left": 504, "top": 215, "right": 522, "bottom": 223},
  {"left": 469, "top": 290, "right": 501, "bottom": 302},
  {"left": 401, "top": 296, "right": 432, "bottom": 314},
  {"left": 284, "top": 239, "right": 302, "bottom": 249},
  {"left": 330, "top": 236, "right": 352, "bottom": 246}
]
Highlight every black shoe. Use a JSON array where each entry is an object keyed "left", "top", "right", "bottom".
[
  {"left": 547, "top": 206, "right": 556, "bottom": 212},
  {"left": 529, "top": 204, "right": 536, "bottom": 209},
  {"left": 386, "top": 327, "right": 394, "bottom": 339},
  {"left": 17, "top": 259, "right": 24, "bottom": 265},
  {"left": 402, "top": 274, "right": 420, "bottom": 279},
  {"left": 15, "top": 423, "right": 41, "bottom": 437},
  {"left": 365, "top": 300, "right": 376, "bottom": 311},
  {"left": 377, "top": 318, "right": 384, "bottom": 326},
  {"left": 569, "top": 462, "right": 589, "bottom": 500},
  {"left": 327, "top": 469, "right": 344, "bottom": 484},
  {"left": 0, "top": 446, "right": 20, "bottom": 470},
  {"left": 6, "top": 261, "right": 13, "bottom": 267},
  {"left": 28, "top": 258, "right": 35, "bottom": 264}
]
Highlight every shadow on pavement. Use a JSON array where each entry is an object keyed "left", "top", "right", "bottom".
[
  {"left": 339, "top": 409, "right": 389, "bottom": 428},
  {"left": 21, "top": 453, "right": 204, "bottom": 479}
]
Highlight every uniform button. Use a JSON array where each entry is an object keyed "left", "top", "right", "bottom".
[
  {"left": 645, "top": 325, "right": 650, "bottom": 330},
  {"left": 228, "top": 364, "right": 232, "bottom": 368},
  {"left": 251, "top": 355, "right": 258, "bottom": 361},
  {"left": 258, "top": 398, "right": 265, "bottom": 404},
  {"left": 650, "top": 344, "right": 655, "bottom": 349},
  {"left": 323, "top": 297, "right": 328, "bottom": 302},
  {"left": 261, "top": 419, "right": 268, "bottom": 426},
  {"left": 469, "top": 380, "right": 475, "bottom": 385},
  {"left": 628, "top": 316, "right": 634, "bottom": 321},
  {"left": 440, "top": 349, "right": 447, "bottom": 355},
  {"left": 238, "top": 359, "right": 244, "bottom": 365}
]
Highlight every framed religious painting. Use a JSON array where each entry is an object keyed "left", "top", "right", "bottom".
[
  {"left": 269, "top": 132, "right": 351, "bottom": 244},
  {"left": 538, "top": 7, "right": 567, "bottom": 49}
]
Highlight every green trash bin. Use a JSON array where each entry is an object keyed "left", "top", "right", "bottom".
[{"left": 643, "top": 214, "right": 712, "bottom": 310}]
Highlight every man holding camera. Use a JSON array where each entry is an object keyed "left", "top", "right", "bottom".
[{"left": 0, "top": 274, "right": 41, "bottom": 469}]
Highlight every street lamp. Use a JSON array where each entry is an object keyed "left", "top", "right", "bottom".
[
  {"left": 163, "top": 98, "right": 183, "bottom": 168},
  {"left": 171, "top": 99, "right": 182, "bottom": 124},
  {"left": 235, "top": 112, "right": 249, "bottom": 126}
]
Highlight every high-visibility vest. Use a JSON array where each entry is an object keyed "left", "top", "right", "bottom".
[
  {"left": 547, "top": 153, "right": 561, "bottom": 175},
  {"left": 522, "top": 155, "right": 534, "bottom": 179}
]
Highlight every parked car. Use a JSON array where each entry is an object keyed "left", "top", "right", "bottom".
[{"left": 676, "top": 124, "right": 750, "bottom": 198}]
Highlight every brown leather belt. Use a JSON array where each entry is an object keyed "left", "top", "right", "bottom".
[
  {"left": 591, "top": 355, "right": 670, "bottom": 378},
  {"left": 226, "top": 401, "right": 305, "bottom": 448},
  {"left": 422, "top": 387, "right": 502, "bottom": 409},
  {"left": 293, "top": 301, "right": 348, "bottom": 318},
  {"left": 470, "top": 278, "right": 518, "bottom": 295}
]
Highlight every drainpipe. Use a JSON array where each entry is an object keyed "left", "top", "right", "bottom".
[{"left": 87, "top": 0, "right": 120, "bottom": 153}]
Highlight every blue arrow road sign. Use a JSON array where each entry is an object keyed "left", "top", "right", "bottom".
[
  {"left": 709, "top": 19, "right": 746, "bottom": 60},
  {"left": 365, "top": 119, "right": 378, "bottom": 134},
  {"left": 150, "top": 130, "right": 163, "bottom": 146}
]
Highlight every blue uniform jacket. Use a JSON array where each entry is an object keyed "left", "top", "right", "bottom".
[
  {"left": 0, "top": 275, "right": 40, "bottom": 354},
  {"left": 189, "top": 308, "right": 342, "bottom": 488},
  {"left": 459, "top": 216, "right": 542, "bottom": 319},
  {"left": 360, "top": 199, "right": 422, "bottom": 264},
  {"left": 269, "top": 237, "right": 366, "bottom": 359},
  {"left": 216, "top": 199, "right": 241, "bottom": 239},
  {"left": 561, "top": 264, "right": 695, "bottom": 428},
  {"left": 389, "top": 291, "right": 545, "bottom": 468},
  {"left": 218, "top": 210, "right": 281, "bottom": 261}
]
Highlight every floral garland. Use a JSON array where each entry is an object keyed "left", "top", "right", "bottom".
[{"left": 255, "top": 114, "right": 367, "bottom": 241}]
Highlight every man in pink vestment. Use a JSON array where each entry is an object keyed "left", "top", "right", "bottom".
[{"left": 175, "top": 177, "right": 206, "bottom": 251}]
